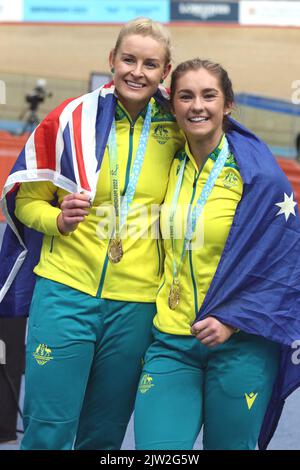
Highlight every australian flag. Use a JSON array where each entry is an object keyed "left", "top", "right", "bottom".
[
  {"left": 196, "top": 119, "right": 300, "bottom": 449},
  {"left": 0, "top": 83, "right": 116, "bottom": 317}
]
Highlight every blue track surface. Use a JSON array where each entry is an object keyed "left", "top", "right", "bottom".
[{"left": 0, "top": 120, "right": 35, "bottom": 134}]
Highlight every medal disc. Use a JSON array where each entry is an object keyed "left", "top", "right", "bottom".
[
  {"left": 168, "top": 282, "right": 181, "bottom": 310},
  {"left": 108, "top": 239, "right": 123, "bottom": 264}
]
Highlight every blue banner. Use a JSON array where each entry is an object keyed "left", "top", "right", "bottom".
[
  {"left": 170, "top": 1, "right": 238, "bottom": 22},
  {"left": 24, "top": 0, "right": 170, "bottom": 23}
]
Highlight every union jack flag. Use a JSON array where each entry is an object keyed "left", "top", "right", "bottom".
[{"left": 0, "top": 82, "right": 169, "bottom": 316}]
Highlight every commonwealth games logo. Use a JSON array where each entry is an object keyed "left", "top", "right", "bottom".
[
  {"left": 33, "top": 344, "right": 53, "bottom": 366},
  {"left": 139, "top": 374, "right": 155, "bottom": 394},
  {"left": 153, "top": 125, "right": 170, "bottom": 145},
  {"left": 223, "top": 171, "right": 238, "bottom": 189}
]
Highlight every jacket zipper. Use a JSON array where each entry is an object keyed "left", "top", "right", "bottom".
[
  {"left": 188, "top": 169, "right": 201, "bottom": 316},
  {"left": 189, "top": 249, "right": 199, "bottom": 317},
  {"left": 49, "top": 236, "right": 54, "bottom": 253},
  {"left": 157, "top": 279, "right": 165, "bottom": 295},
  {"left": 156, "top": 238, "right": 162, "bottom": 276}
]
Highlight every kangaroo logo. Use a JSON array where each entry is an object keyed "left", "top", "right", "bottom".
[
  {"left": 223, "top": 171, "right": 238, "bottom": 189},
  {"left": 33, "top": 344, "right": 53, "bottom": 366},
  {"left": 153, "top": 125, "right": 170, "bottom": 145},
  {"left": 139, "top": 374, "right": 155, "bottom": 394}
]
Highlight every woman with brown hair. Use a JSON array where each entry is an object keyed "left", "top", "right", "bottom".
[{"left": 134, "top": 58, "right": 300, "bottom": 450}]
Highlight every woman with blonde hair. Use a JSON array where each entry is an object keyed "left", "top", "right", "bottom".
[{"left": 0, "top": 18, "right": 183, "bottom": 449}]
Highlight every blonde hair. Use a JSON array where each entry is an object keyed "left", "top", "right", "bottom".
[{"left": 113, "top": 17, "right": 172, "bottom": 65}]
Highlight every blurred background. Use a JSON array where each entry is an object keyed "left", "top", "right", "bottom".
[{"left": 0, "top": 0, "right": 300, "bottom": 450}]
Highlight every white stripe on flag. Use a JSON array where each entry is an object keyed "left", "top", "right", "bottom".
[
  {"left": 68, "top": 108, "right": 81, "bottom": 193},
  {"left": 81, "top": 88, "right": 100, "bottom": 197},
  {"left": 24, "top": 127, "right": 38, "bottom": 171},
  {"left": 55, "top": 95, "right": 86, "bottom": 175}
]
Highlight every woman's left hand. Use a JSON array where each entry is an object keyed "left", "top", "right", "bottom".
[{"left": 190, "top": 316, "right": 236, "bottom": 347}]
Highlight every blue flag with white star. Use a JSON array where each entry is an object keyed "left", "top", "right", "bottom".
[{"left": 196, "top": 118, "right": 300, "bottom": 449}]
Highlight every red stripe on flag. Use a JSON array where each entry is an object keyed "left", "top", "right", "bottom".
[
  {"left": 7, "top": 183, "right": 20, "bottom": 196},
  {"left": 103, "top": 81, "right": 114, "bottom": 89},
  {"left": 72, "top": 103, "right": 90, "bottom": 191},
  {"left": 34, "top": 97, "right": 75, "bottom": 170}
]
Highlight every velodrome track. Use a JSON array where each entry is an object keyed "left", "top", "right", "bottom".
[{"left": 0, "top": 23, "right": 299, "bottom": 100}]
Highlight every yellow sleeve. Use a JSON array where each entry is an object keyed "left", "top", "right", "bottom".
[{"left": 15, "top": 181, "right": 68, "bottom": 236}]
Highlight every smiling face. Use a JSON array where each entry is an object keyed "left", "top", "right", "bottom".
[
  {"left": 172, "top": 68, "right": 232, "bottom": 146},
  {"left": 109, "top": 34, "right": 171, "bottom": 119}
]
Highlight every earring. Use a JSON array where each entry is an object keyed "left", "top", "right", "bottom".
[
  {"left": 111, "top": 68, "right": 115, "bottom": 74},
  {"left": 160, "top": 79, "right": 164, "bottom": 84}
]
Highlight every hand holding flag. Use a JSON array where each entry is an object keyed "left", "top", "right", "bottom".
[{"left": 191, "top": 316, "right": 236, "bottom": 348}]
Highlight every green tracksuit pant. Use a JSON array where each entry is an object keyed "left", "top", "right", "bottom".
[
  {"left": 21, "top": 276, "right": 156, "bottom": 450},
  {"left": 134, "top": 326, "right": 280, "bottom": 450}
]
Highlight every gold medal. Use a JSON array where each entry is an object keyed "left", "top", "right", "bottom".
[
  {"left": 168, "top": 281, "right": 181, "bottom": 310},
  {"left": 108, "top": 238, "right": 123, "bottom": 264}
]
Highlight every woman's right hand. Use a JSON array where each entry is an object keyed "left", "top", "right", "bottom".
[{"left": 57, "top": 193, "right": 91, "bottom": 235}]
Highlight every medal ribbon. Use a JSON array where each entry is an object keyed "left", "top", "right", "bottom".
[
  {"left": 169, "top": 135, "right": 230, "bottom": 286},
  {"left": 108, "top": 102, "right": 152, "bottom": 240}
]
